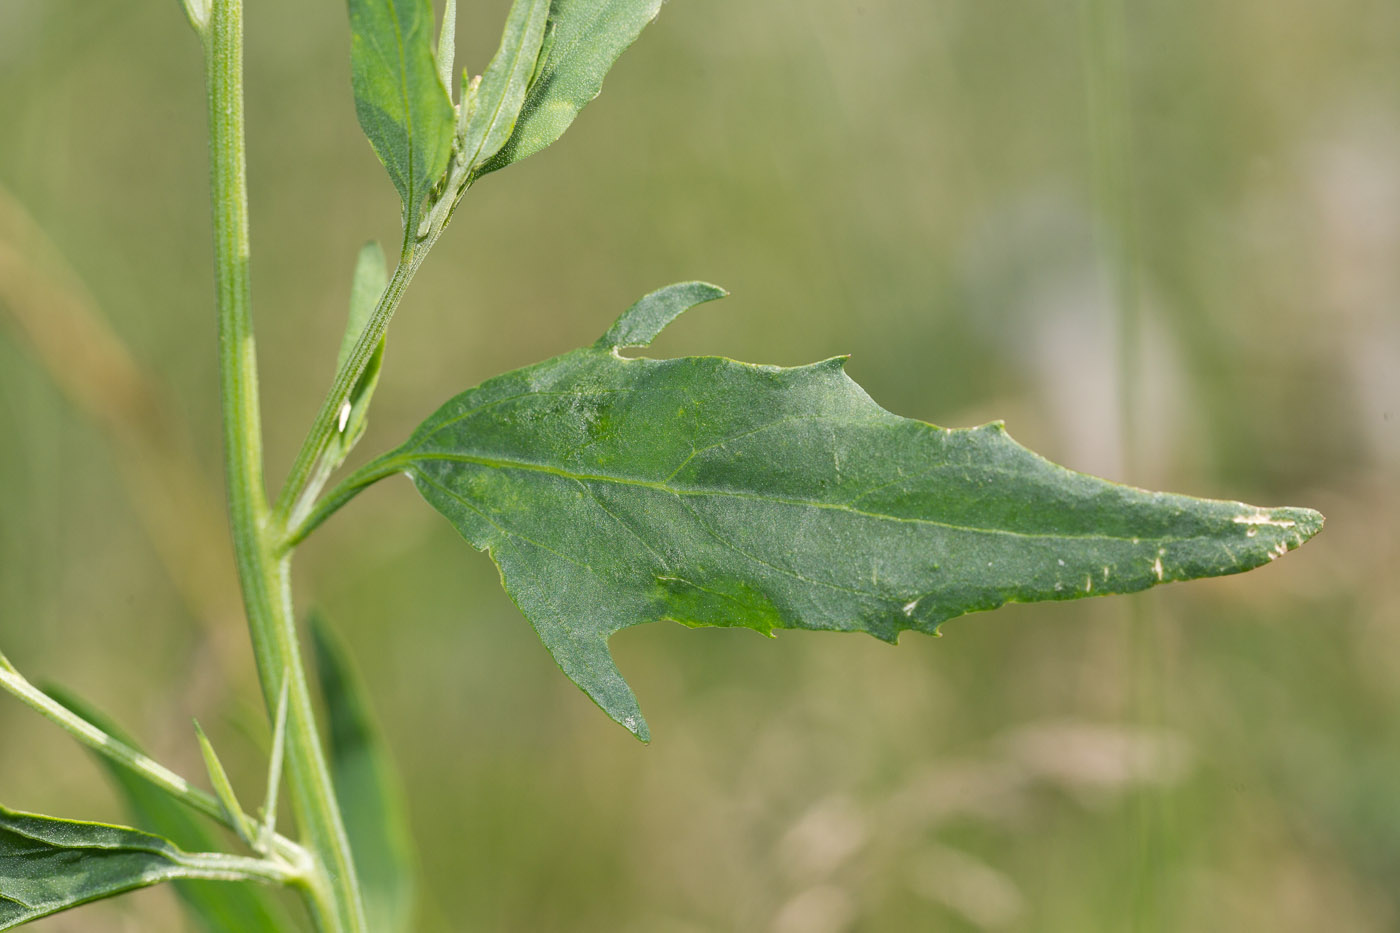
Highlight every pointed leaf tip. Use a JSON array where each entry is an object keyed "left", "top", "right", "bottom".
[{"left": 595, "top": 281, "right": 728, "bottom": 350}]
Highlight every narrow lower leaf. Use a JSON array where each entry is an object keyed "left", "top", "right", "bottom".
[
  {"left": 459, "top": 0, "right": 551, "bottom": 173},
  {"left": 326, "top": 242, "right": 388, "bottom": 472},
  {"left": 476, "top": 0, "right": 666, "bottom": 176},
  {"left": 348, "top": 0, "right": 456, "bottom": 225},
  {"left": 194, "top": 721, "right": 255, "bottom": 847},
  {"left": 0, "top": 806, "right": 281, "bottom": 931},
  {"left": 258, "top": 675, "right": 290, "bottom": 852},
  {"left": 311, "top": 613, "right": 416, "bottom": 933},
  {"left": 390, "top": 284, "right": 1324, "bottom": 741},
  {"left": 43, "top": 689, "right": 294, "bottom": 933}
]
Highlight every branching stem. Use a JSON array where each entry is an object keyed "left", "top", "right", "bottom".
[
  {"left": 0, "top": 656, "right": 307, "bottom": 872},
  {"left": 203, "top": 2, "right": 365, "bottom": 929}
]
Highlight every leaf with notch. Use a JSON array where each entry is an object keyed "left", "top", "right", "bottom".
[
  {"left": 475, "top": 0, "right": 666, "bottom": 177},
  {"left": 348, "top": 0, "right": 456, "bottom": 226},
  {"left": 0, "top": 806, "right": 278, "bottom": 931},
  {"left": 386, "top": 283, "right": 1324, "bottom": 741},
  {"left": 41, "top": 688, "right": 294, "bottom": 933},
  {"left": 312, "top": 613, "right": 416, "bottom": 933}
]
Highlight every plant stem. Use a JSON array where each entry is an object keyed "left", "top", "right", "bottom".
[
  {"left": 281, "top": 451, "right": 410, "bottom": 553},
  {"left": 273, "top": 246, "right": 426, "bottom": 525},
  {"left": 203, "top": 3, "right": 365, "bottom": 930}
]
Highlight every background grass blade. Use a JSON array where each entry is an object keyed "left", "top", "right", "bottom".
[{"left": 311, "top": 613, "right": 417, "bottom": 933}]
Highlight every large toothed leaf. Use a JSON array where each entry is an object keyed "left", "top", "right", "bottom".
[
  {"left": 312, "top": 614, "right": 416, "bottom": 933},
  {"left": 389, "top": 283, "right": 1323, "bottom": 741},
  {"left": 42, "top": 689, "right": 294, "bottom": 933},
  {"left": 475, "top": 0, "right": 666, "bottom": 176},
  {"left": 348, "top": 0, "right": 455, "bottom": 225},
  {"left": 0, "top": 807, "right": 275, "bottom": 930}
]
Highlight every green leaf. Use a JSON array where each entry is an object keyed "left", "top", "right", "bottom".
[
  {"left": 179, "top": 0, "right": 210, "bottom": 32},
  {"left": 194, "top": 721, "right": 256, "bottom": 847},
  {"left": 475, "top": 0, "right": 666, "bottom": 176},
  {"left": 0, "top": 806, "right": 279, "bottom": 931},
  {"left": 458, "top": 0, "right": 551, "bottom": 173},
  {"left": 257, "top": 675, "right": 291, "bottom": 852},
  {"left": 42, "top": 689, "right": 295, "bottom": 933},
  {"left": 311, "top": 613, "right": 416, "bottom": 933},
  {"left": 389, "top": 284, "right": 1324, "bottom": 741},
  {"left": 436, "top": 0, "right": 457, "bottom": 92},
  {"left": 326, "top": 242, "right": 388, "bottom": 472},
  {"left": 594, "top": 281, "right": 728, "bottom": 351},
  {"left": 348, "top": 0, "right": 456, "bottom": 225}
]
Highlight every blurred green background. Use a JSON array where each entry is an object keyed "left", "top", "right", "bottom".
[{"left": 1, "top": 0, "right": 1396, "bottom": 930}]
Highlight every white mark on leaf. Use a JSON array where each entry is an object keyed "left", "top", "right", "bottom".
[
  {"left": 1233, "top": 511, "right": 1296, "bottom": 529},
  {"left": 337, "top": 400, "right": 352, "bottom": 432},
  {"left": 1152, "top": 557, "right": 1164, "bottom": 581}
]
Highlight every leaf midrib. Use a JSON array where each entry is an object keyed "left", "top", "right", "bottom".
[{"left": 402, "top": 450, "right": 1202, "bottom": 547}]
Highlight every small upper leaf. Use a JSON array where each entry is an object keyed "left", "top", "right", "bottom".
[
  {"left": 475, "top": 0, "right": 667, "bottom": 176},
  {"left": 42, "top": 689, "right": 294, "bottom": 933},
  {"left": 0, "top": 807, "right": 268, "bottom": 931},
  {"left": 312, "top": 613, "right": 416, "bottom": 933},
  {"left": 595, "top": 282, "right": 728, "bottom": 350},
  {"left": 326, "top": 242, "right": 389, "bottom": 472},
  {"left": 348, "top": 0, "right": 456, "bottom": 226},
  {"left": 458, "top": 0, "right": 552, "bottom": 174},
  {"left": 389, "top": 284, "right": 1324, "bottom": 741}
]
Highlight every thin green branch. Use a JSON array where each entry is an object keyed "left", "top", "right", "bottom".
[
  {"left": 272, "top": 248, "right": 425, "bottom": 527},
  {"left": 280, "top": 451, "right": 410, "bottom": 553}
]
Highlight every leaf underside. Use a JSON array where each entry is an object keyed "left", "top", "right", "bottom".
[
  {"left": 458, "top": 0, "right": 551, "bottom": 174},
  {"left": 41, "top": 688, "right": 293, "bottom": 933},
  {"left": 476, "top": 0, "right": 666, "bottom": 176},
  {"left": 0, "top": 807, "right": 243, "bottom": 931},
  {"left": 394, "top": 284, "right": 1323, "bottom": 741},
  {"left": 348, "top": 0, "right": 455, "bottom": 224}
]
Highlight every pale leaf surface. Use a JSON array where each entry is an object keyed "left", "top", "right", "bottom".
[{"left": 476, "top": 0, "right": 665, "bottom": 175}]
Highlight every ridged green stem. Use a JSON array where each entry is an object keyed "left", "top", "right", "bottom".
[{"left": 202, "top": 3, "right": 365, "bottom": 930}]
